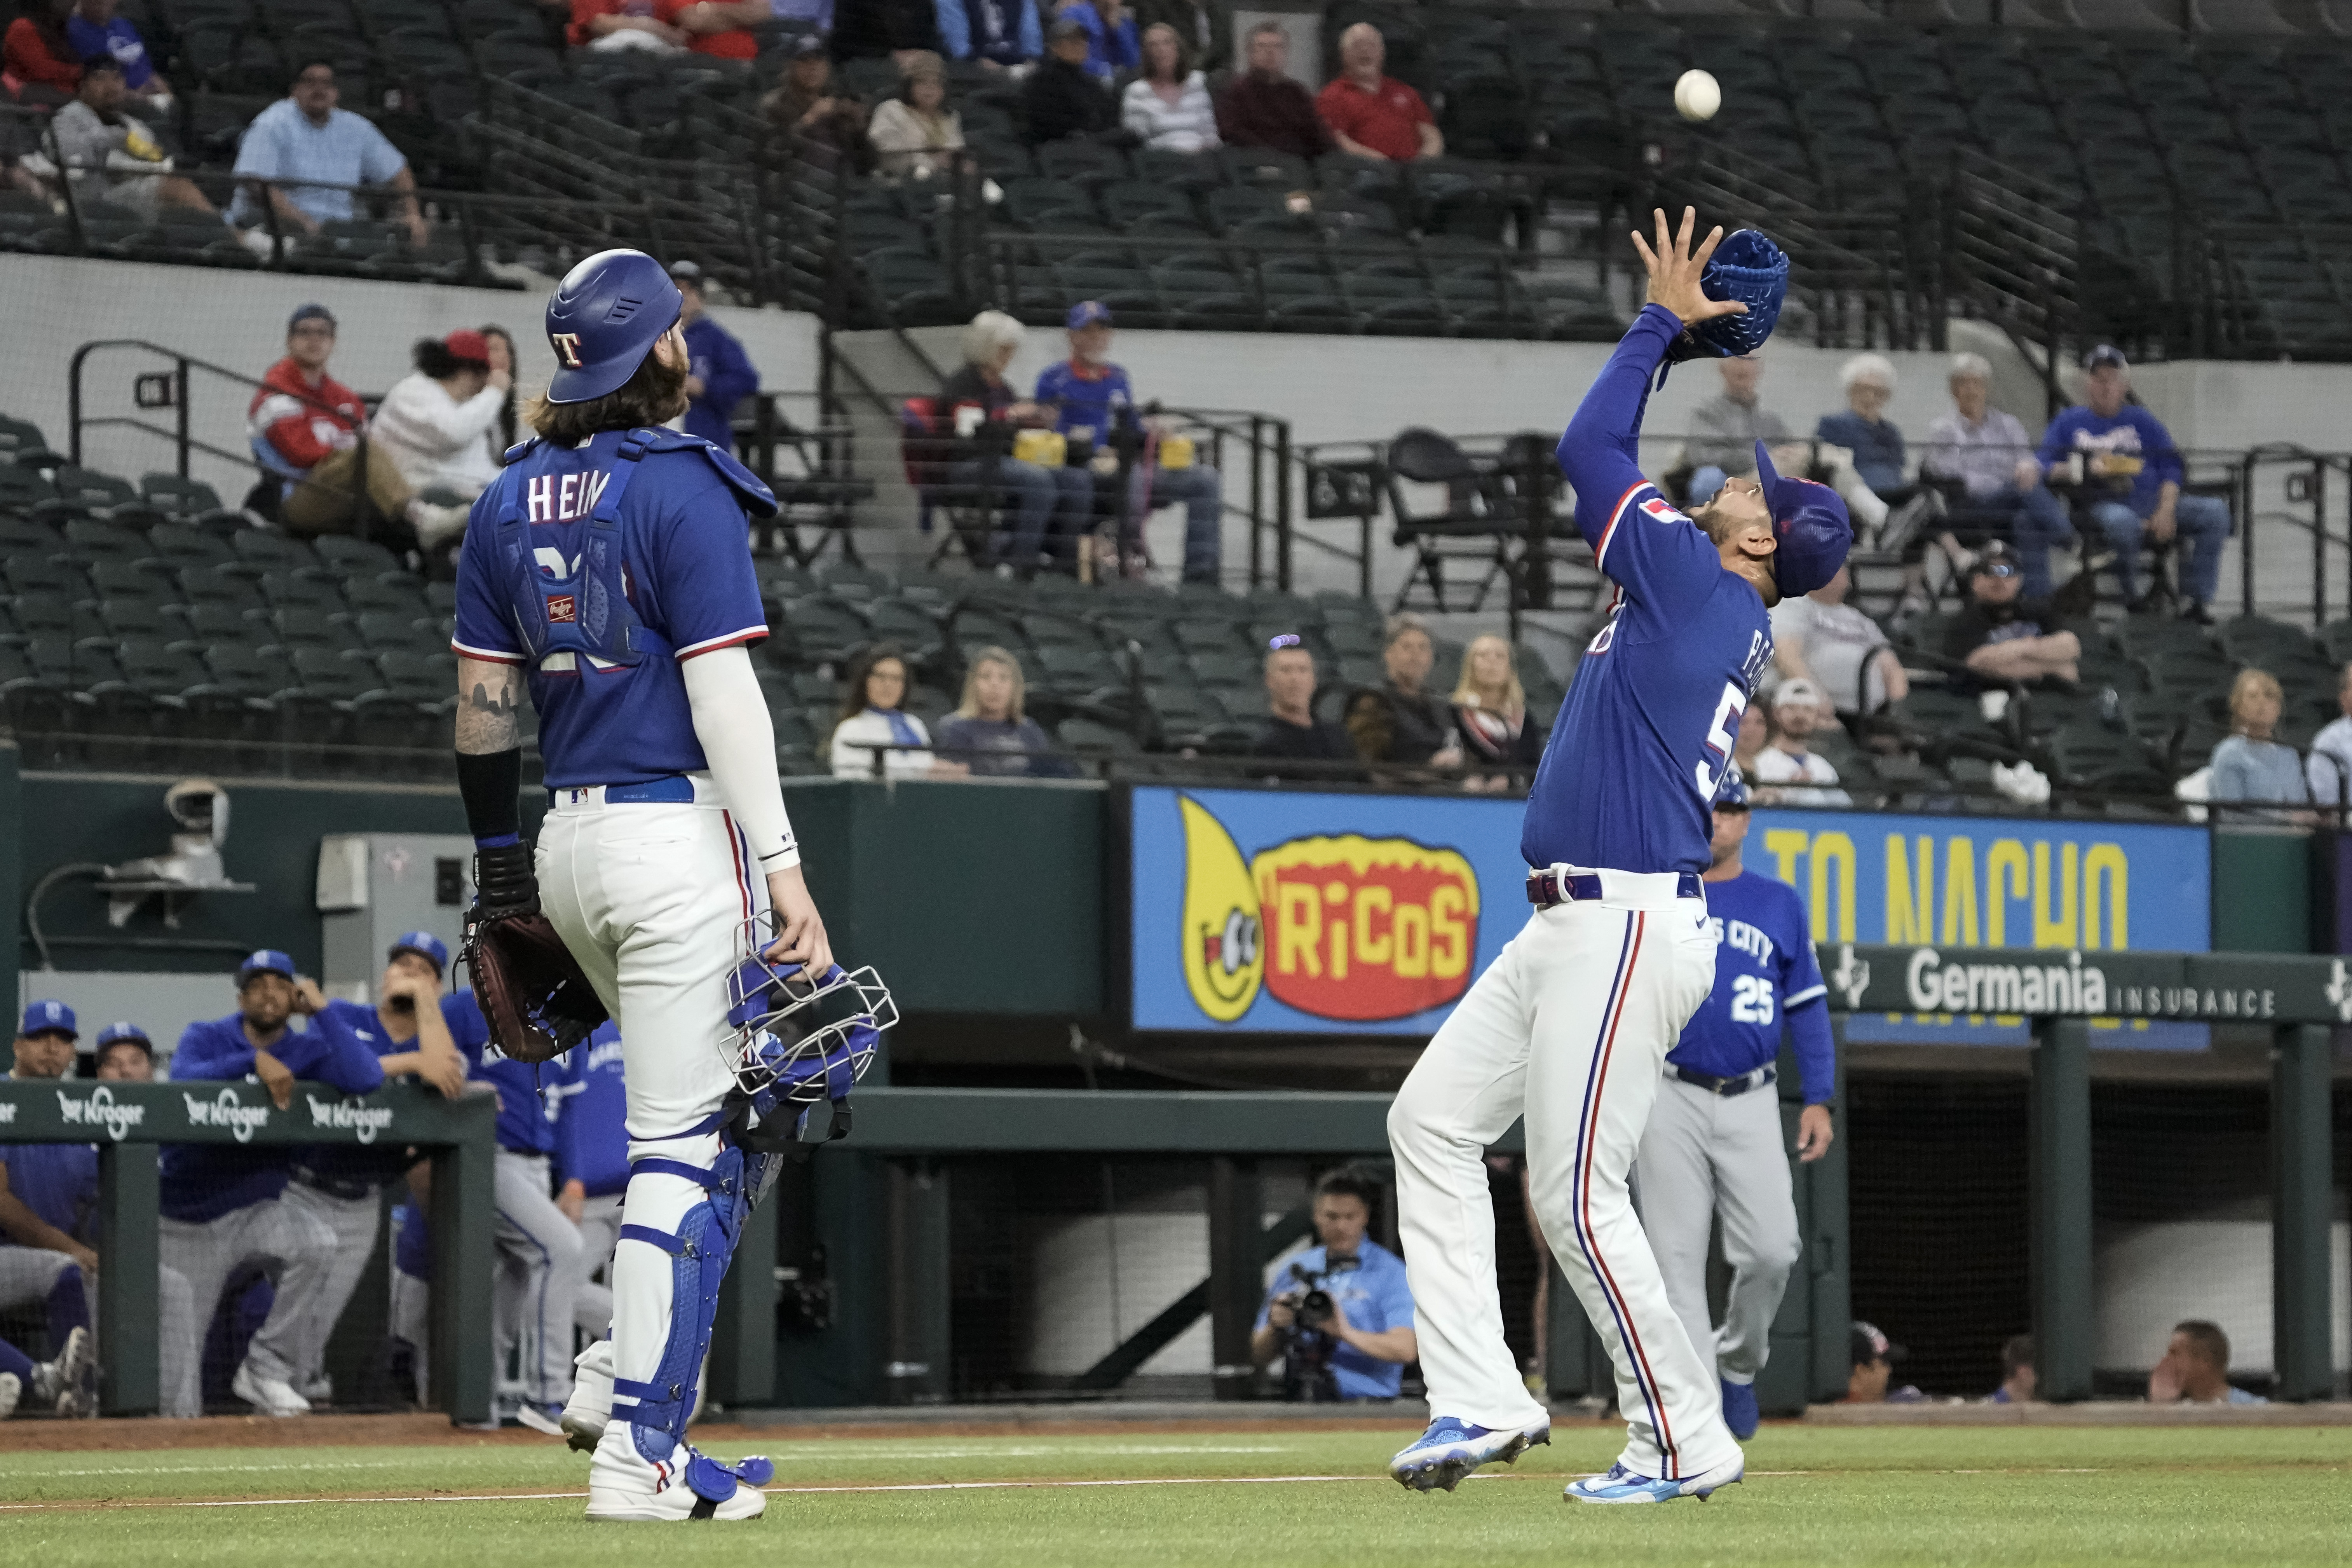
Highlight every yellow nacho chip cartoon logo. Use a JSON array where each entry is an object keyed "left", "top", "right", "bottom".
[
  {"left": 1179, "top": 796, "right": 1264, "bottom": 1021},
  {"left": 1179, "top": 795, "right": 1481, "bottom": 1025}
]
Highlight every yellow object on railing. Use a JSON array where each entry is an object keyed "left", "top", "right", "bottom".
[
  {"left": 1012, "top": 429, "right": 1068, "bottom": 467},
  {"left": 1157, "top": 434, "right": 1195, "bottom": 470}
]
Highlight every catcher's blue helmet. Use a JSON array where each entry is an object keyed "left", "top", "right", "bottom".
[
  {"left": 1688, "top": 229, "right": 1789, "bottom": 359},
  {"left": 1754, "top": 440, "right": 1853, "bottom": 598},
  {"left": 543, "top": 248, "right": 683, "bottom": 405}
]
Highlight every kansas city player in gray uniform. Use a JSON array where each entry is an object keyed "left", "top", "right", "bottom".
[
  {"left": 1385, "top": 211, "right": 1850, "bottom": 1504},
  {"left": 1637, "top": 776, "right": 1834, "bottom": 1443}
]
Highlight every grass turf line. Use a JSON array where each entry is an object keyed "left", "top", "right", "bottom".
[{"left": 1, "top": 1427, "right": 2347, "bottom": 1566}]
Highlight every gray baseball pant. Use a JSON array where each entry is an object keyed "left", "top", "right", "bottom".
[
  {"left": 157, "top": 1196, "right": 338, "bottom": 1418},
  {"left": 1, "top": 1249, "right": 203, "bottom": 1416},
  {"left": 570, "top": 1191, "right": 623, "bottom": 1338},
  {"left": 389, "top": 1264, "right": 429, "bottom": 1406},
  {"left": 1634, "top": 1073, "right": 1802, "bottom": 1386},
  {"left": 276, "top": 1181, "right": 384, "bottom": 1397},
  {"left": 493, "top": 1149, "right": 584, "bottom": 1406}
]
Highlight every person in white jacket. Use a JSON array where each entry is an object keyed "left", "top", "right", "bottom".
[
  {"left": 370, "top": 329, "right": 513, "bottom": 544},
  {"left": 828, "top": 643, "right": 969, "bottom": 780}
]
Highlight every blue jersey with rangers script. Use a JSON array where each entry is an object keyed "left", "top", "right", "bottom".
[
  {"left": 551, "top": 1020, "right": 629, "bottom": 1198},
  {"left": 451, "top": 428, "right": 774, "bottom": 790},
  {"left": 1526, "top": 304, "right": 1774, "bottom": 876},
  {"left": 1670, "top": 869, "right": 1835, "bottom": 1103}
]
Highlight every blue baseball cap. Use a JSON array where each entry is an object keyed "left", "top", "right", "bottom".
[
  {"left": 1066, "top": 300, "right": 1112, "bottom": 330},
  {"left": 390, "top": 930, "right": 449, "bottom": 974},
  {"left": 288, "top": 303, "right": 335, "bottom": 332},
  {"left": 1753, "top": 441, "right": 1852, "bottom": 598},
  {"left": 1716, "top": 775, "right": 1751, "bottom": 810},
  {"left": 96, "top": 1020, "right": 152, "bottom": 1053},
  {"left": 237, "top": 949, "right": 297, "bottom": 987},
  {"left": 18, "top": 1000, "right": 75, "bottom": 1039}
]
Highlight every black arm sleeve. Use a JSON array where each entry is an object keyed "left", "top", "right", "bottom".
[{"left": 455, "top": 746, "right": 523, "bottom": 843}]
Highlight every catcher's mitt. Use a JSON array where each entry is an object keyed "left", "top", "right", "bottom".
[{"left": 462, "top": 911, "right": 608, "bottom": 1064}]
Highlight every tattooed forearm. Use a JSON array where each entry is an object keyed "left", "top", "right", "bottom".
[{"left": 454, "top": 658, "right": 524, "bottom": 753}]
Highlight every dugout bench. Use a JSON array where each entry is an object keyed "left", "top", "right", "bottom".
[{"left": 0, "top": 1078, "right": 498, "bottom": 1422}]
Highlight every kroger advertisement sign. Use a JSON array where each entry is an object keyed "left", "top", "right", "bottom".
[{"left": 1128, "top": 787, "right": 2211, "bottom": 1038}]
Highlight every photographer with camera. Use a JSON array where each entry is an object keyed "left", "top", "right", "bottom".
[{"left": 1250, "top": 1169, "right": 1417, "bottom": 1401}]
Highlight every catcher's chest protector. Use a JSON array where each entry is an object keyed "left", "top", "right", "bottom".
[{"left": 492, "top": 429, "right": 663, "bottom": 667}]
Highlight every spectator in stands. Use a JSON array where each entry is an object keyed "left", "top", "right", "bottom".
[
  {"left": 370, "top": 330, "right": 513, "bottom": 528},
  {"left": 1316, "top": 23, "right": 1438, "bottom": 162},
  {"left": 670, "top": 260, "right": 758, "bottom": 454},
  {"left": 1942, "top": 541, "right": 2078, "bottom": 684},
  {"left": 1217, "top": 23, "right": 1328, "bottom": 160},
  {"left": 1254, "top": 633, "right": 1353, "bottom": 756},
  {"left": 830, "top": 0, "right": 943, "bottom": 61},
  {"left": 1449, "top": 633, "right": 1543, "bottom": 787},
  {"left": 1771, "top": 565, "right": 1907, "bottom": 721},
  {"left": 1054, "top": 0, "right": 1137, "bottom": 82},
  {"left": 1123, "top": 24, "right": 1219, "bottom": 153},
  {"left": 1344, "top": 614, "right": 1463, "bottom": 769},
  {"left": 830, "top": 643, "right": 968, "bottom": 779},
  {"left": 1910, "top": 351, "right": 2039, "bottom": 617},
  {"left": 1685, "top": 355, "right": 1792, "bottom": 503},
  {"left": 1023, "top": 16, "right": 1119, "bottom": 145},
  {"left": 1139, "top": 0, "right": 1226, "bottom": 74},
  {"left": 479, "top": 325, "right": 521, "bottom": 457},
  {"left": 66, "top": 0, "right": 166, "bottom": 108},
  {"left": 568, "top": 0, "right": 690, "bottom": 52},
  {"left": 868, "top": 51, "right": 965, "bottom": 181},
  {"left": 941, "top": 309, "right": 1091, "bottom": 573},
  {"left": 1989, "top": 1333, "right": 2036, "bottom": 1403},
  {"left": 2305, "top": 663, "right": 2352, "bottom": 811},
  {"left": 762, "top": 36, "right": 870, "bottom": 164},
  {"left": 1749, "top": 680, "right": 1851, "bottom": 806},
  {"left": 3, "top": 0, "right": 81, "bottom": 98},
  {"left": 1034, "top": 300, "right": 1222, "bottom": 582},
  {"left": 2209, "top": 668, "right": 2310, "bottom": 814},
  {"left": 1731, "top": 700, "right": 1769, "bottom": 783},
  {"left": 1846, "top": 1320, "right": 1924, "bottom": 1403},
  {"left": 50, "top": 59, "right": 213, "bottom": 219},
  {"left": 2028, "top": 345, "right": 2228, "bottom": 623},
  {"left": 251, "top": 304, "right": 471, "bottom": 547},
  {"left": 933, "top": 647, "right": 1077, "bottom": 777},
  {"left": 228, "top": 62, "right": 429, "bottom": 249},
  {"left": 936, "top": 0, "right": 1039, "bottom": 69},
  {"left": 1816, "top": 354, "right": 1907, "bottom": 501},
  {"left": 2148, "top": 1319, "right": 2266, "bottom": 1405},
  {"left": 1249, "top": 1167, "right": 1417, "bottom": 1400},
  {"left": 90, "top": 1019, "right": 151, "bottom": 1080}
]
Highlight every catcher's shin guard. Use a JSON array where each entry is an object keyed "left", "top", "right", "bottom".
[{"left": 611, "top": 1142, "right": 744, "bottom": 1462}]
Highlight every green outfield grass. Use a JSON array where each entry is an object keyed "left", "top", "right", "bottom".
[{"left": 2, "top": 1424, "right": 2348, "bottom": 1567}]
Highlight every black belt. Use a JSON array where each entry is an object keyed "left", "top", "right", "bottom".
[
  {"left": 291, "top": 1169, "right": 380, "bottom": 1200},
  {"left": 1674, "top": 1065, "right": 1776, "bottom": 1097},
  {"left": 1526, "top": 869, "right": 1704, "bottom": 909}
]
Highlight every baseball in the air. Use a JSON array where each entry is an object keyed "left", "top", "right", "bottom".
[{"left": 1675, "top": 69, "right": 1721, "bottom": 122}]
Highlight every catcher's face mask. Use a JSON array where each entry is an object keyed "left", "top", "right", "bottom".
[{"left": 725, "top": 917, "right": 895, "bottom": 1111}]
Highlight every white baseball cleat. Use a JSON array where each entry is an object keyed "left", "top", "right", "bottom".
[
  {"left": 1389, "top": 1415, "right": 1550, "bottom": 1493},
  {"left": 0, "top": 1372, "right": 20, "bottom": 1419},
  {"left": 31, "top": 1327, "right": 92, "bottom": 1416},
  {"left": 1565, "top": 1455, "right": 1745, "bottom": 1504},
  {"left": 585, "top": 1427, "right": 769, "bottom": 1522},
  {"left": 232, "top": 1361, "right": 312, "bottom": 1418},
  {"left": 561, "top": 1338, "right": 615, "bottom": 1453}
]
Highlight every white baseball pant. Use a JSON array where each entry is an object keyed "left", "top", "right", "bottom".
[
  {"left": 536, "top": 776, "right": 765, "bottom": 1463},
  {"left": 157, "top": 1196, "right": 338, "bottom": 1418},
  {"left": 1390, "top": 876, "right": 1744, "bottom": 1482},
  {"left": 492, "top": 1149, "right": 586, "bottom": 1406},
  {"left": 570, "top": 1191, "right": 624, "bottom": 1338},
  {"left": 1635, "top": 1075, "right": 1802, "bottom": 1386},
  {"left": 276, "top": 1180, "right": 383, "bottom": 1397}
]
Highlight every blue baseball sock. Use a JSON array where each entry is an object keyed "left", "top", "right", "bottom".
[
  {"left": 0, "top": 1336, "right": 33, "bottom": 1383},
  {"left": 49, "top": 1266, "right": 89, "bottom": 1346}
]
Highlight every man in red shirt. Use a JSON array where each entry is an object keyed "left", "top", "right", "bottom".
[
  {"left": 250, "top": 303, "right": 468, "bottom": 547},
  {"left": 1314, "top": 23, "right": 1440, "bottom": 162},
  {"left": 566, "top": 0, "right": 761, "bottom": 56}
]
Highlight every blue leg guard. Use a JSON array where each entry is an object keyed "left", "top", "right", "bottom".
[{"left": 611, "top": 1145, "right": 745, "bottom": 1465}]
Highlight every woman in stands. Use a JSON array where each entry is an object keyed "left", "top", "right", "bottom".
[
  {"left": 371, "top": 330, "right": 513, "bottom": 537},
  {"left": 933, "top": 647, "right": 1079, "bottom": 778},
  {"left": 2209, "top": 667, "right": 2311, "bottom": 821},
  {"left": 2, "top": 0, "right": 81, "bottom": 101},
  {"left": 1343, "top": 614, "right": 1463, "bottom": 772},
  {"left": 1122, "top": 23, "right": 1218, "bottom": 154},
  {"left": 478, "top": 325, "right": 520, "bottom": 458},
  {"left": 867, "top": 51, "right": 963, "bottom": 182},
  {"left": 937, "top": 310, "right": 1092, "bottom": 576},
  {"left": 1448, "top": 633, "right": 1542, "bottom": 790},
  {"left": 829, "top": 642, "right": 969, "bottom": 780}
]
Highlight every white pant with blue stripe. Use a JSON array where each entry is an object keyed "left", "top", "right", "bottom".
[{"left": 1390, "top": 879, "right": 1744, "bottom": 1481}]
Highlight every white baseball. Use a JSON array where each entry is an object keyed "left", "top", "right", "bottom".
[{"left": 1674, "top": 69, "right": 1721, "bottom": 123}]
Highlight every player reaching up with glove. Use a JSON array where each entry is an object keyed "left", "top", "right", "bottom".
[
  {"left": 452, "top": 248, "right": 827, "bottom": 1523},
  {"left": 1384, "top": 209, "right": 1850, "bottom": 1505}
]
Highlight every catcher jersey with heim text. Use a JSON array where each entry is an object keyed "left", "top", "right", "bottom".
[
  {"left": 1527, "top": 303, "right": 1774, "bottom": 877},
  {"left": 452, "top": 428, "right": 771, "bottom": 790},
  {"left": 1669, "top": 869, "right": 1835, "bottom": 1102}
]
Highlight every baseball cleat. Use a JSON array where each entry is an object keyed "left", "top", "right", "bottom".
[
  {"left": 1388, "top": 1416, "right": 1545, "bottom": 1493},
  {"left": 1565, "top": 1456, "right": 1744, "bottom": 1505},
  {"left": 586, "top": 1430, "right": 768, "bottom": 1522},
  {"left": 0, "top": 1372, "right": 19, "bottom": 1420},
  {"left": 514, "top": 1402, "right": 567, "bottom": 1439},
  {"left": 30, "top": 1327, "right": 91, "bottom": 1415},
  {"left": 561, "top": 1338, "right": 615, "bottom": 1453},
  {"left": 1720, "top": 1377, "right": 1760, "bottom": 1440},
  {"left": 231, "top": 1361, "right": 312, "bottom": 1418},
  {"left": 296, "top": 1373, "right": 334, "bottom": 1406}
]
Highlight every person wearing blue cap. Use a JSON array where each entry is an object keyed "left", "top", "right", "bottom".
[
  {"left": 1385, "top": 210, "right": 1847, "bottom": 1508},
  {"left": 1637, "top": 773, "right": 1834, "bottom": 1446},
  {"left": 8, "top": 1000, "right": 77, "bottom": 1082},
  {"left": 91, "top": 1020, "right": 154, "bottom": 1080},
  {"left": 0, "top": 998, "right": 99, "bottom": 1416},
  {"left": 279, "top": 931, "right": 474, "bottom": 1411},
  {"left": 1033, "top": 301, "right": 1223, "bottom": 582},
  {"left": 156, "top": 948, "right": 387, "bottom": 1418}
]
